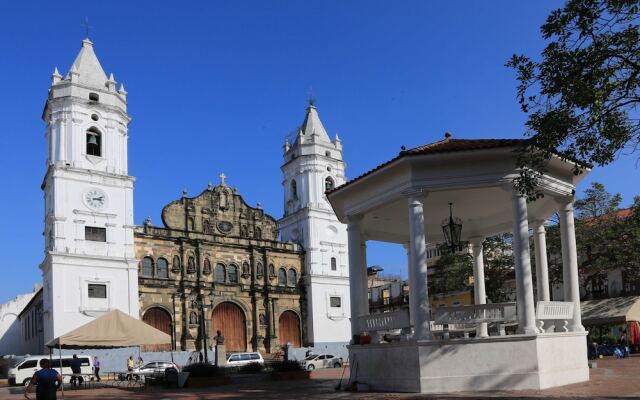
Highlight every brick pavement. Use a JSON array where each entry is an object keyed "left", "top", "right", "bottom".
[{"left": 0, "top": 357, "right": 638, "bottom": 399}]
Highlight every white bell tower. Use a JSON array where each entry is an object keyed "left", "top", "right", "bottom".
[
  {"left": 278, "top": 101, "right": 351, "bottom": 345},
  {"left": 41, "top": 38, "right": 139, "bottom": 344}
]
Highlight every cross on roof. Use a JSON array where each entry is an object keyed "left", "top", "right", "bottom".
[
  {"left": 219, "top": 172, "right": 226, "bottom": 184},
  {"left": 81, "top": 17, "right": 92, "bottom": 39}
]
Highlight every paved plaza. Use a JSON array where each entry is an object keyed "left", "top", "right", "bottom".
[{"left": 0, "top": 357, "right": 639, "bottom": 399}]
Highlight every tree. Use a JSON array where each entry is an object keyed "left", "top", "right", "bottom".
[
  {"left": 428, "top": 253, "right": 473, "bottom": 296},
  {"left": 574, "top": 182, "right": 622, "bottom": 218},
  {"left": 507, "top": 0, "right": 640, "bottom": 200},
  {"left": 483, "top": 234, "right": 516, "bottom": 302}
]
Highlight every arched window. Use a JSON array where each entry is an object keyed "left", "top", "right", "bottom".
[
  {"left": 278, "top": 268, "right": 287, "bottom": 287},
  {"left": 156, "top": 258, "right": 168, "bottom": 278},
  {"left": 141, "top": 257, "right": 154, "bottom": 277},
  {"left": 325, "top": 150, "right": 331, "bottom": 157},
  {"left": 228, "top": 264, "right": 238, "bottom": 283},
  {"left": 86, "top": 127, "right": 101, "bottom": 157},
  {"left": 254, "top": 227, "right": 262, "bottom": 239},
  {"left": 290, "top": 180, "right": 297, "bottom": 199},
  {"left": 172, "top": 255, "right": 181, "bottom": 272},
  {"left": 331, "top": 257, "right": 337, "bottom": 271},
  {"left": 215, "top": 263, "right": 226, "bottom": 283},
  {"left": 325, "top": 177, "right": 335, "bottom": 192},
  {"left": 187, "top": 257, "right": 196, "bottom": 274},
  {"left": 242, "top": 262, "right": 250, "bottom": 276},
  {"left": 203, "top": 220, "right": 211, "bottom": 234},
  {"left": 287, "top": 269, "right": 297, "bottom": 287},
  {"left": 203, "top": 258, "right": 211, "bottom": 275}
]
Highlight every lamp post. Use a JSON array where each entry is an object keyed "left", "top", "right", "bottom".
[
  {"left": 441, "top": 203, "right": 463, "bottom": 253},
  {"left": 196, "top": 296, "right": 209, "bottom": 364}
]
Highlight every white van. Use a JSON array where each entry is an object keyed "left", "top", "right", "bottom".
[
  {"left": 225, "top": 352, "right": 264, "bottom": 367},
  {"left": 8, "top": 355, "right": 94, "bottom": 386}
]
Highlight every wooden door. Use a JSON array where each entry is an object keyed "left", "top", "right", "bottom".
[
  {"left": 278, "top": 310, "right": 301, "bottom": 348},
  {"left": 212, "top": 302, "right": 247, "bottom": 352},
  {"left": 142, "top": 307, "right": 173, "bottom": 351}
]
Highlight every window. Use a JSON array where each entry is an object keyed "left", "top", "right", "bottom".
[
  {"left": 382, "top": 288, "right": 390, "bottom": 305},
  {"left": 86, "top": 127, "right": 101, "bottom": 156},
  {"left": 287, "top": 269, "right": 297, "bottom": 287},
  {"left": 19, "top": 360, "right": 38, "bottom": 370},
  {"left": 278, "top": 268, "right": 286, "bottom": 287},
  {"left": 215, "top": 263, "right": 226, "bottom": 283},
  {"left": 250, "top": 354, "right": 260, "bottom": 360},
  {"left": 325, "top": 177, "right": 334, "bottom": 192},
  {"left": 187, "top": 257, "right": 196, "bottom": 274},
  {"left": 325, "top": 150, "right": 331, "bottom": 157},
  {"left": 330, "top": 296, "right": 341, "bottom": 308},
  {"left": 141, "top": 257, "right": 154, "bottom": 277},
  {"left": 331, "top": 257, "right": 337, "bottom": 271},
  {"left": 85, "top": 226, "right": 106, "bottom": 242},
  {"left": 291, "top": 180, "right": 297, "bottom": 199},
  {"left": 228, "top": 264, "right": 238, "bottom": 283},
  {"left": 240, "top": 354, "right": 252, "bottom": 361},
  {"left": 156, "top": 258, "right": 168, "bottom": 278},
  {"left": 89, "top": 92, "right": 99, "bottom": 101},
  {"left": 88, "top": 284, "right": 107, "bottom": 298}
]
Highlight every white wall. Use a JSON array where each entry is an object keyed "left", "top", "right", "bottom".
[{"left": 0, "top": 292, "right": 36, "bottom": 355}]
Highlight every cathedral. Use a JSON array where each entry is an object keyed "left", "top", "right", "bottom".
[{"left": 31, "top": 38, "right": 351, "bottom": 354}]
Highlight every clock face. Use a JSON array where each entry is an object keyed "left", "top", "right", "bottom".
[{"left": 84, "top": 189, "right": 107, "bottom": 210}]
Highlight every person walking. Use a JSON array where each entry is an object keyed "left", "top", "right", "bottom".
[
  {"left": 126, "top": 356, "right": 134, "bottom": 380},
  {"left": 24, "top": 358, "right": 62, "bottom": 400},
  {"left": 94, "top": 357, "right": 101, "bottom": 382},
  {"left": 69, "top": 355, "right": 83, "bottom": 388}
]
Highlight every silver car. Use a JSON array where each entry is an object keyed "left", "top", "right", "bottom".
[
  {"left": 133, "top": 361, "right": 180, "bottom": 376},
  {"left": 302, "top": 354, "right": 343, "bottom": 370}
]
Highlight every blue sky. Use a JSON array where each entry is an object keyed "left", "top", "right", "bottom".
[{"left": 1, "top": 1, "right": 638, "bottom": 303}]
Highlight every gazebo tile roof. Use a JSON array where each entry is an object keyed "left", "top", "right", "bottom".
[{"left": 328, "top": 137, "right": 528, "bottom": 195}]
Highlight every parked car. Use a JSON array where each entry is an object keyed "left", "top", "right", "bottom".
[
  {"left": 226, "top": 352, "right": 264, "bottom": 367},
  {"left": 8, "top": 355, "right": 94, "bottom": 386},
  {"left": 132, "top": 361, "right": 180, "bottom": 376},
  {"left": 302, "top": 354, "right": 342, "bottom": 370}
]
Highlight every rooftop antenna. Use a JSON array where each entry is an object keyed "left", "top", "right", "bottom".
[{"left": 81, "top": 16, "right": 92, "bottom": 39}]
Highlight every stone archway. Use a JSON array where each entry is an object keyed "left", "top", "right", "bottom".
[
  {"left": 278, "top": 310, "right": 301, "bottom": 348},
  {"left": 212, "top": 302, "right": 247, "bottom": 352},
  {"left": 142, "top": 307, "right": 173, "bottom": 351}
]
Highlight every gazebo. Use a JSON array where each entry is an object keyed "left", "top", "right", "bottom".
[{"left": 327, "top": 135, "right": 590, "bottom": 393}]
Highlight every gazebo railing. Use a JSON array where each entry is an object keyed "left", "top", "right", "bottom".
[
  {"left": 357, "top": 309, "right": 411, "bottom": 342},
  {"left": 434, "top": 303, "right": 517, "bottom": 337},
  {"left": 535, "top": 301, "right": 574, "bottom": 333}
]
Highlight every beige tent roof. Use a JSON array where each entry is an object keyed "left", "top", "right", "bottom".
[
  {"left": 581, "top": 296, "right": 640, "bottom": 326},
  {"left": 46, "top": 309, "right": 171, "bottom": 349}
]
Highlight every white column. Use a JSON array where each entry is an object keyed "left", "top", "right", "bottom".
[
  {"left": 533, "top": 223, "right": 551, "bottom": 302},
  {"left": 511, "top": 193, "right": 538, "bottom": 335},
  {"left": 407, "top": 195, "right": 431, "bottom": 340},
  {"left": 347, "top": 215, "right": 365, "bottom": 337},
  {"left": 559, "top": 200, "right": 585, "bottom": 332},
  {"left": 403, "top": 243, "right": 414, "bottom": 327},
  {"left": 470, "top": 237, "right": 488, "bottom": 337},
  {"left": 360, "top": 241, "right": 369, "bottom": 319}
]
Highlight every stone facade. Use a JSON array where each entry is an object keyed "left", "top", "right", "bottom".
[{"left": 134, "top": 181, "right": 305, "bottom": 353}]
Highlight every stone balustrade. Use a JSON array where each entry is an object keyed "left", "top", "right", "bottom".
[
  {"left": 536, "top": 301, "right": 574, "bottom": 333},
  {"left": 435, "top": 303, "right": 517, "bottom": 337}
]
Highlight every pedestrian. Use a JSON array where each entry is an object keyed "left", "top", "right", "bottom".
[
  {"left": 94, "top": 356, "right": 101, "bottom": 382},
  {"left": 24, "top": 358, "right": 62, "bottom": 400},
  {"left": 127, "top": 355, "right": 134, "bottom": 380},
  {"left": 69, "top": 354, "right": 83, "bottom": 387}
]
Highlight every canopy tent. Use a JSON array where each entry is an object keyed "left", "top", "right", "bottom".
[
  {"left": 581, "top": 296, "right": 640, "bottom": 326},
  {"left": 46, "top": 309, "right": 171, "bottom": 349}
]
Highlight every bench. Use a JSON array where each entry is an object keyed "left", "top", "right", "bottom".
[
  {"left": 357, "top": 309, "right": 411, "bottom": 343},
  {"left": 536, "top": 301, "right": 574, "bottom": 333},
  {"left": 434, "top": 303, "right": 517, "bottom": 338}
]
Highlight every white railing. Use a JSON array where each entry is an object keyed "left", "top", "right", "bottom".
[
  {"left": 357, "top": 309, "right": 411, "bottom": 343},
  {"left": 536, "top": 301, "right": 574, "bottom": 333},
  {"left": 434, "top": 303, "right": 517, "bottom": 337}
]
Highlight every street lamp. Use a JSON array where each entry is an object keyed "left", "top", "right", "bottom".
[
  {"left": 441, "top": 203, "right": 463, "bottom": 253},
  {"left": 196, "top": 296, "right": 209, "bottom": 364}
]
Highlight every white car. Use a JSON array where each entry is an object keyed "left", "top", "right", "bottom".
[
  {"left": 302, "top": 354, "right": 343, "bottom": 370},
  {"left": 133, "top": 361, "right": 180, "bottom": 376},
  {"left": 226, "top": 352, "right": 264, "bottom": 367},
  {"left": 8, "top": 355, "right": 94, "bottom": 386}
]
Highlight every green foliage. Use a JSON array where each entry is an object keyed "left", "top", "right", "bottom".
[
  {"left": 428, "top": 252, "right": 473, "bottom": 295},
  {"left": 546, "top": 183, "right": 640, "bottom": 296},
  {"left": 483, "top": 234, "right": 516, "bottom": 302},
  {"left": 507, "top": 0, "right": 640, "bottom": 199}
]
